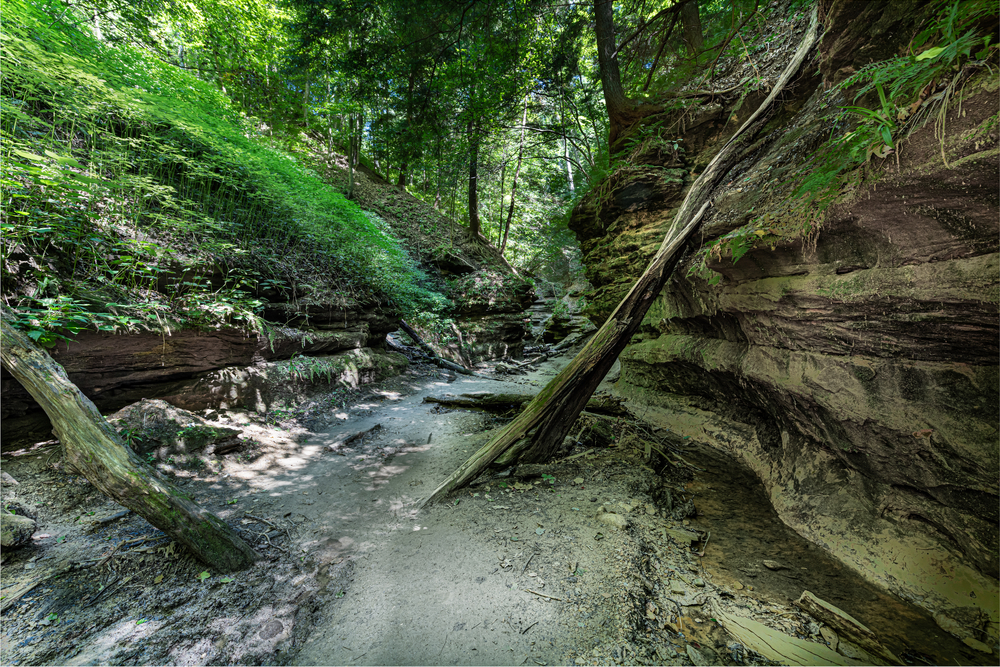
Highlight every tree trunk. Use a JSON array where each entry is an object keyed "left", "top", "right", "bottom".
[
  {"left": 303, "top": 75, "right": 310, "bottom": 128},
  {"left": 681, "top": 1, "right": 704, "bottom": 59},
  {"left": 0, "top": 314, "right": 258, "bottom": 571},
  {"left": 501, "top": 95, "right": 529, "bottom": 255},
  {"left": 399, "top": 321, "right": 481, "bottom": 376},
  {"left": 594, "top": 0, "right": 631, "bottom": 149},
  {"left": 497, "top": 160, "right": 507, "bottom": 241},
  {"left": 423, "top": 6, "right": 819, "bottom": 505},
  {"left": 467, "top": 120, "right": 481, "bottom": 238}
]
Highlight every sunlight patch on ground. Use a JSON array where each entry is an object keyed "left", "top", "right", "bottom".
[
  {"left": 374, "top": 389, "right": 405, "bottom": 400},
  {"left": 276, "top": 456, "right": 309, "bottom": 469}
]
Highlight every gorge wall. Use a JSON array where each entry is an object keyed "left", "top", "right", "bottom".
[{"left": 570, "top": 2, "right": 999, "bottom": 649}]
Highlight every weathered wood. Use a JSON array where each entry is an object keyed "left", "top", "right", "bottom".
[
  {"left": 328, "top": 424, "right": 382, "bottom": 453},
  {"left": 398, "top": 320, "right": 483, "bottom": 376},
  {"left": 423, "top": 7, "right": 819, "bottom": 505},
  {"left": 0, "top": 313, "right": 257, "bottom": 571},
  {"left": 795, "top": 591, "right": 900, "bottom": 664},
  {"left": 711, "top": 603, "right": 863, "bottom": 666},
  {"left": 422, "top": 393, "right": 628, "bottom": 416}
]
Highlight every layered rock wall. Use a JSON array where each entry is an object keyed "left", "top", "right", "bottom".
[
  {"left": 1, "top": 302, "right": 405, "bottom": 444},
  {"left": 570, "top": 4, "right": 998, "bottom": 646}
]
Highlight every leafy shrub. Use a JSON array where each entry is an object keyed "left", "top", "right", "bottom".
[{"left": 1, "top": 0, "right": 435, "bottom": 343}]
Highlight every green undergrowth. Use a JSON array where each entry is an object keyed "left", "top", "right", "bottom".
[
  {"left": 1, "top": 0, "right": 439, "bottom": 346},
  {"left": 688, "top": 0, "right": 997, "bottom": 282}
]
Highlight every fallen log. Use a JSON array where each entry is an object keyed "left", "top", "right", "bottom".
[
  {"left": 423, "top": 7, "right": 819, "bottom": 505},
  {"left": 0, "top": 312, "right": 258, "bottom": 572},
  {"left": 328, "top": 424, "right": 382, "bottom": 454},
  {"left": 422, "top": 393, "right": 628, "bottom": 417},
  {"left": 398, "top": 320, "right": 484, "bottom": 376},
  {"left": 795, "top": 591, "right": 900, "bottom": 664},
  {"left": 710, "top": 602, "right": 862, "bottom": 666}
]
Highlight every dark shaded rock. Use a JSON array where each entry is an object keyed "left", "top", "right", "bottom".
[
  {"left": 261, "top": 298, "right": 397, "bottom": 344},
  {"left": 1, "top": 510, "right": 36, "bottom": 548},
  {"left": 431, "top": 250, "right": 477, "bottom": 275}
]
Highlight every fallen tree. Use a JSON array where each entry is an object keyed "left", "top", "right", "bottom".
[
  {"left": 423, "top": 392, "right": 628, "bottom": 417},
  {"left": 423, "top": 8, "right": 819, "bottom": 505},
  {"left": 398, "top": 320, "right": 484, "bottom": 376},
  {"left": 0, "top": 312, "right": 258, "bottom": 571}
]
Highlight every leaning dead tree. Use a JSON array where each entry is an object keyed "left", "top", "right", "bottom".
[
  {"left": 424, "top": 8, "right": 819, "bottom": 505},
  {"left": 0, "top": 312, "right": 258, "bottom": 571}
]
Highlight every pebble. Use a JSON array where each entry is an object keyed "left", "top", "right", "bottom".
[{"left": 598, "top": 513, "right": 628, "bottom": 530}]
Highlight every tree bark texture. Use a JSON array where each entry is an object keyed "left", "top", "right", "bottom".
[
  {"left": 680, "top": 1, "right": 704, "bottom": 59},
  {"left": 594, "top": 0, "right": 631, "bottom": 149},
  {"left": 0, "top": 313, "right": 258, "bottom": 571},
  {"left": 467, "top": 120, "right": 481, "bottom": 238},
  {"left": 423, "top": 6, "right": 819, "bottom": 505},
  {"left": 502, "top": 95, "right": 529, "bottom": 255}
]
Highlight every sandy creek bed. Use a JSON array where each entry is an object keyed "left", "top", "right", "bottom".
[{"left": 0, "top": 350, "right": 983, "bottom": 666}]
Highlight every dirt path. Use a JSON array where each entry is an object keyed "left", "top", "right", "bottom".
[
  {"left": 2, "top": 349, "right": 987, "bottom": 666},
  {"left": 284, "top": 359, "right": 619, "bottom": 666}
]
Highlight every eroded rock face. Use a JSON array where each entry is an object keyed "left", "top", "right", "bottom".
[
  {"left": 416, "top": 269, "right": 535, "bottom": 366},
  {"left": 0, "top": 323, "right": 383, "bottom": 417},
  {"left": 570, "top": 11, "right": 998, "bottom": 645}
]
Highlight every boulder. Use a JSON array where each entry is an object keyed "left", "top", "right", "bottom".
[
  {"left": 109, "top": 399, "right": 241, "bottom": 460},
  {"left": 1, "top": 510, "right": 36, "bottom": 548}
]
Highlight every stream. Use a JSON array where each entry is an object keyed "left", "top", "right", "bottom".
[{"left": 681, "top": 442, "right": 976, "bottom": 665}]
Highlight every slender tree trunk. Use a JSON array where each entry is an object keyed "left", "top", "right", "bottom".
[
  {"left": 91, "top": 9, "right": 103, "bottom": 41},
  {"left": 681, "top": 1, "right": 705, "bottom": 59},
  {"left": 347, "top": 112, "right": 362, "bottom": 200},
  {"left": 497, "top": 160, "right": 507, "bottom": 238},
  {"left": 304, "top": 76, "right": 310, "bottom": 128},
  {"left": 594, "top": 0, "right": 631, "bottom": 148},
  {"left": 561, "top": 94, "right": 575, "bottom": 195},
  {"left": 467, "top": 120, "right": 481, "bottom": 238},
  {"left": 397, "top": 163, "right": 408, "bottom": 188},
  {"left": 434, "top": 135, "right": 443, "bottom": 210},
  {"left": 423, "top": 7, "right": 819, "bottom": 504},
  {"left": 0, "top": 313, "right": 258, "bottom": 571},
  {"left": 501, "top": 95, "right": 529, "bottom": 255},
  {"left": 326, "top": 75, "right": 334, "bottom": 154}
]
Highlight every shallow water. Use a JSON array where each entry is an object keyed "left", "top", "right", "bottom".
[{"left": 683, "top": 441, "right": 987, "bottom": 665}]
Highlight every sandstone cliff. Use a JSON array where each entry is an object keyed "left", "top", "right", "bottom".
[{"left": 570, "top": 1, "right": 998, "bottom": 647}]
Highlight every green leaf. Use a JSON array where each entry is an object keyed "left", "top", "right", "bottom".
[
  {"left": 880, "top": 126, "right": 894, "bottom": 148},
  {"left": 196, "top": 571, "right": 211, "bottom": 582},
  {"left": 915, "top": 46, "right": 945, "bottom": 61},
  {"left": 12, "top": 149, "right": 45, "bottom": 162},
  {"left": 220, "top": 576, "right": 234, "bottom": 583}
]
